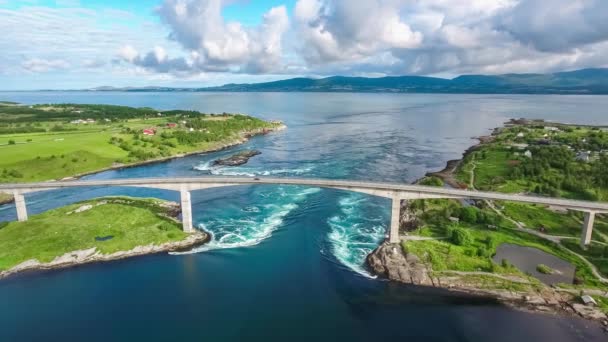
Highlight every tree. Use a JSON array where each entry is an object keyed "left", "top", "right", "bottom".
[
  {"left": 448, "top": 226, "right": 473, "bottom": 246},
  {"left": 459, "top": 206, "right": 479, "bottom": 224}
]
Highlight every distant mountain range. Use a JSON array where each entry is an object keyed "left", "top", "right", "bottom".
[{"left": 86, "top": 68, "right": 608, "bottom": 94}]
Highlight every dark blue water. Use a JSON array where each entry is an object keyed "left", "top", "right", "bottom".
[{"left": 1, "top": 92, "right": 607, "bottom": 341}]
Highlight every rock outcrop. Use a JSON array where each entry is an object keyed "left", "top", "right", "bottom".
[
  {"left": 366, "top": 242, "right": 432, "bottom": 285},
  {"left": 213, "top": 150, "right": 261, "bottom": 166},
  {"left": 399, "top": 200, "right": 420, "bottom": 232},
  {"left": 0, "top": 232, "right": 208, "bottom": 279}
]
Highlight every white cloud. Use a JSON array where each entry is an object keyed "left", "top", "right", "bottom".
[
  {"left": 294, "top": 0, "right": 422, "bottom": 64},
  {"left": 3, "top": 0, "right": 608, "bottom": 89},
  {"left": 120, "top": 0, "right": 290, "bottom": 74},
  {"left": 22, "top": 58, "right": 70, "bottom": 72}
]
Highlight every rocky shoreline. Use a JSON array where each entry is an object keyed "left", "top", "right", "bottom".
[
  {"left": 367, "top": 241, "right": 608, "bottom": 324},
  {"left": 0, "top": 124, "right": 285, "bottom": 280},
  {"left": 59, "top": 124, "right": 286, "bottom": 181},
  {"left": 368, "top": 119, "right": 608, "bottom": 326},
  {"left": 0, "top": 231, "right": 209, "bottom": 280},
  {"left": 213, "top": 150, "right": 261, "bottom": 166}
]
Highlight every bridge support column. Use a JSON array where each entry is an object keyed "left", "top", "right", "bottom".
[
  {"left": 389, "top": 194, "right": 401, "bottom": 244},
  {"left": 580, "top": 211, "right": 595, "bottom": 248},
  {"left": 13, "top": 191, "right": 28, "bottom": 222},
  {"left": 180, "top": 188, "right": 194, "bottom": 233}
]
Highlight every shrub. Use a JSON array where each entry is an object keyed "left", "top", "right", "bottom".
[
  {"left": 420, "top": 176, "right": 444, "bottom": 187},
  {"left": 459, "top": 206, "right": 479, "bottom": 224},
  {"left": 448, "top": 226, "right": 473, "bottom": 246},
  {"left": 536, "top": 264, "right": 554, "bottom": 274},
  {"left": 8, "top": 139, "right": 15, "bottom": 145}
]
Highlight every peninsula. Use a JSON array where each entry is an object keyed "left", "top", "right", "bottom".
[
  {"left": 368, "top": 120, "right": 608, "bottom": 323},
  {"left": 0, "top": 101, "right": 284, "bottom": 277},
  {"left": 0, "top": 101, "right": 284, "bottom": 184}
]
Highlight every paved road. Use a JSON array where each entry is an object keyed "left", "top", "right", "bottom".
[{"left": 2, "top": 176, "right": 608, "bottom": 212}]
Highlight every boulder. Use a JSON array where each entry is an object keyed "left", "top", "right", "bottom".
[{"left": 366, "top": 242, "right": 432, "bottom": 285}]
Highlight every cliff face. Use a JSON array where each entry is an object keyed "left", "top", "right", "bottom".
[{"left": 366, "top": 242, "right": 432, "bottom": 285}]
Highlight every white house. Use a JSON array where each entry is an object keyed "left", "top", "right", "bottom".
[{"left": 524, "top": 150, "right": 533, "bottom": 158}]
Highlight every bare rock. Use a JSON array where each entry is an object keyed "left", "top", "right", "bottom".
[{"left": 366, "top": 241, "right": 432, "bottom": 285}]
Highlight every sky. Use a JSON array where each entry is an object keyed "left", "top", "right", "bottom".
[{"left": 1, "top": 0, "right": 608, "bottom": 90}]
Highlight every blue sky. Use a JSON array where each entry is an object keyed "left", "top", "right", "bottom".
[{"left": 1, "top": 0, "right": 607, "bottom": 90}]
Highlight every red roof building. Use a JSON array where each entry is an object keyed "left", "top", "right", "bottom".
[{"left": 143, "top": 128, "right": 156, "bottom": 136}]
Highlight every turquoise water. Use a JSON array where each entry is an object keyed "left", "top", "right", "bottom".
[{"left": 0, "top": 93, "right": 607, "bottom": 340}]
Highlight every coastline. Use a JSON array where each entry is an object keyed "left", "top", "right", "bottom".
[
  {"left": 0, "top": 124, "right": 285, "bottom": 280},
  {"left": 58, "top": 124, "right": 287, "bottom": 181},
  {"left": 0, "top": 231, "right": 209, "bottom": 280},
  {"left": 368, "top": 119, "right": 608, "bottom": 325},
  {"left": 425, "top": 130, "right": 497, "bottom": 188},
  {"left": 367, "top": 241, "right": 608, "bottom": 324}
]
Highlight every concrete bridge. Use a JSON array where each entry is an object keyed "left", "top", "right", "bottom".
[{"left": 2, "top": 177, "right": 608, "bottom": 248}]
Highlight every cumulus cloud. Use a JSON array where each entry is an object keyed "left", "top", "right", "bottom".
[
  {"left": 4, "top": 0, "right": 608, "bottom": 87},
  {"left": 291, "top": 0, "right": 608, "bottom": 76},
  {"left": 496, "top": 0, "right": 608, "bottom": 52},
  {"left": 21, "top": 58, "right": 70, "bottom": 72},
  {"left": 294, "top": 0, "right": 422, "bottom": 64},
  {"left": 119, "top": 0, "right": 290, "bottom": 74}
]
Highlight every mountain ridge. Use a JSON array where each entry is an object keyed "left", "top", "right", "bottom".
[{"left": 82, "top": 68, "right": 608, "bottom": 94}]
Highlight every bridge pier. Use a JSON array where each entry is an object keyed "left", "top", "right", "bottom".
[
  {"left": 389, "top": 194, "right": 401, "bottom": 244},
  {"left": 13, "top": 191, "right": 28, "bottom": 222},
  {"left": 580, "top": 211, "right": 596, "bottom": 248},
  {"left": 180, "top": 188, "right": 194, "bottom": 233}
]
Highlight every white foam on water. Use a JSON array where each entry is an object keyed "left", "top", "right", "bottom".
[
  {"left": 193, "top": 161, "right": 315, "bottom": 178},
  {"left": 173, "top": 186, "right": 321, "bottom": 255},
  {"left": 327, "top": 194, "right": 386, "bottom": 278}
]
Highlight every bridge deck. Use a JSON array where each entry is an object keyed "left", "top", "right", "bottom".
[{"left": 1, "top": 176, "right": 608, "bottom": 212}]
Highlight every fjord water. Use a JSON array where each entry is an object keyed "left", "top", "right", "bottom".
[{"left": 1, "top": 93, "right": 607, "bottom": 340}]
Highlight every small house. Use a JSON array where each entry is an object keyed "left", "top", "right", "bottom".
[
  {"left": 544, "top": 126, "right": 560, "bottom": 132},
  {"left": 143, "top": 128, "right": 156, "bottom": 136},
  {"left": 448, "top": 217, "right": 460, "bottom": 223},
  {"left": 576, "top": 151, "right": 591, "bottom": 162},
  {"left": 524, "top": 150, "right": 532, "bottom": 158},
  {"left": 511, "top": 143, "right": 528, "bottom": 150},
  {"left": 516, "top": 132, "right": 525, "bottom": 138},
  {"left": 581, "top": 295, "right": 597, "bottom": 306},
  {"left": 166, "top": 123, "right": 177, "bottom": 128}
]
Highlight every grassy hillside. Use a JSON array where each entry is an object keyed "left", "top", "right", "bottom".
[
  {"left": 0, "top": 197, "right": 188, "bottom": 271},
  {"left": 0, "top": 102, "right": 281, "bottom": 182}
]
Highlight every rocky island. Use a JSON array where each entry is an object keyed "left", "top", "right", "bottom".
[{"left": 213, "top": 150, "right": 261, "bottom": 166}]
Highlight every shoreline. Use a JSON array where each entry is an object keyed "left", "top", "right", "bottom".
[
  {"left": 370, "top": 119, "right": 608, "bottom": 325},
  {"left": 59, "top": 124, "right": 286, "bottom": 181},
  {"left": 425, "top": 130, "right": 497, "bottom": 188},
  {"left": 0, "top": 231, "right": 210, "bottom": 280},
  {"left": 0, "top": 124, "right": 285, "bottom": 203},
  {"left": 0, "top": 124, "right": 285, "bottom": 280},
  {"left": 367, "top": 241, "right": 608, "bottom": 324}
]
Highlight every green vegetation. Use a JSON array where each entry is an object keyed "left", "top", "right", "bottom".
[
  {"left": 0, "top": 102, "right": 281, "bottom": 182},
  {"left": 536, "top": 264, "right": 554, "bottom": 274},
  {"left": 403, "top": 121, "right": 608, "bottom": 295},
  {"left": 419, "top": 176, "right": 444, "bottom": 187},
  {"left": 561, "top": 239, "right": 608, "bottom": 277},
  {"left": 404, "top": 195, "right": 607, "bottom": 290},
  {"left": 456, "top": 122, "right": 608, "bottom": 200},
  {"left": 0, "top": 197, "right": 188, "bottom": 271}
]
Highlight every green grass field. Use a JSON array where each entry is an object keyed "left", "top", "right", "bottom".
[
  {"left": 0, "top": 103, "right": 280, "bottom": 182},
  {"left": 0, "top": 197, "right": 188, "bottom": 271},
  {"left": 561, "top": 239, "right": 608, "bottom": 278}
]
